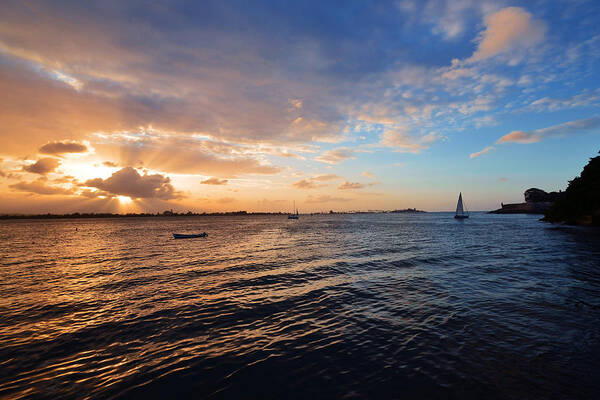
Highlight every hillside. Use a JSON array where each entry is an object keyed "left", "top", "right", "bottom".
[{"left": 543, "top": 152, "right": 600, "bottom": 226}]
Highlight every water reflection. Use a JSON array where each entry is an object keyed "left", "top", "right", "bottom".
[{"left": 0, "top": 214, "right": 599, "bottom": 398}]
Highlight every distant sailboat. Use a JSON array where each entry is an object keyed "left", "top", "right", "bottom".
[
  {"left": 288, "top": 200, "right": 299, "bottom": 219},
  {"left": 454, "top": 192, "right": 469, "bottom": 219}
]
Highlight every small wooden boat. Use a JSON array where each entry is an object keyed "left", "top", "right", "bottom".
[{"left": 173, "top": 232, "right": 208, "bottom": 239}]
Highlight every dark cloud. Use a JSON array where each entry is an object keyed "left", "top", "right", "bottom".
[
  {"left": 23, "top": 158, "right": 60, "bottom": 174},
  {"left": 102, "top": 161, "right": 119, "bottom": 167},
  {"left": 83, "top": 167, "right": 182, "bottom": 200},
  {"left": 39, "top": 141, "right": 88, "bottom": 155},
  {"left": 201, "top": 177, "right": 228, "bottom": 185},
  {"left": 9, "top": 180, "right": 74, "bottom": 195},
  {"left": 0, "top": 27, "right": 345, "bottom": 156}
]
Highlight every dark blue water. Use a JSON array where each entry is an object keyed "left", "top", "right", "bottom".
[{"left": 1, "top": 213, "right": 599, "bottom": 399}]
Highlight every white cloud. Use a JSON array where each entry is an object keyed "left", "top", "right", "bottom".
[
  {"left": 474, "top": 115, "right": 498, "bottom": 128},
  {"left": 526, "top": 89, "right": 600, "bottom": 112},
  {"left": 517, "top": 75, "right": 533, "bottom": 86},
  {"left": 314, "top": 147, "right": 356, "bottom": 164},
  {"left": 380, "top": 128, "right": 441, "bottom": 153},
  {"left": 418, "top": 0, "right": 501, "bottom": 40}
]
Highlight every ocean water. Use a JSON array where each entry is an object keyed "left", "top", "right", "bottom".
[{"left": 0, "top": 213, "right": 599, "bottom": 399}]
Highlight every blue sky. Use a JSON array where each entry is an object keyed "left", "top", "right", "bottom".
[{"left": 0, "top": 0, "right": 599, "bottom": 212}]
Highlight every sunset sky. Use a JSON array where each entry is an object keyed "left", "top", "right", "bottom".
[{"left": 1, "top": 0, "right": 599, "bottom": 213}]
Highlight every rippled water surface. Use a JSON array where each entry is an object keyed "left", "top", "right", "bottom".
[{"left": 1, "top": 213, "right": 599, "bottom": 399}]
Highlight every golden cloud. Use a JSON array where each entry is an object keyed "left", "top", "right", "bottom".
[
  {"left": 469, "top": 7, "right": 546, "bottom": 62},
  {"left": 9, "top": 180, "right": 74, "bottom": 195},
  {"left": 83, "top": 167, "right": 183, "bottom": 200},
  {"left": 338, "top": 181, "right": 365, "bottom": 190},
  {"left": 292, "top": 179, "right": 321, "bottom": 189},
  {"left": 23, "top": 158, "right": 61, "bottom": 175},
  {"left": 201, "top": 177, "right": 228, "bottom": 185}
]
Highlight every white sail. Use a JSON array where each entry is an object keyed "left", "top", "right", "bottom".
[{"left": 456, "top": 192, "right": 464, "bottom": 216}]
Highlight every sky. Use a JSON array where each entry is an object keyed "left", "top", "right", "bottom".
[{"left": 1, "top": 0, "right": 599, "bottom": 213}]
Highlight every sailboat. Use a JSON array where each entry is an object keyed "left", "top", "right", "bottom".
[
  {"left": 288, "top": 200, "right": 299, "bottom": 219},
  {"left": 454, "top": 192, "right": 469, "bottom": 219}
]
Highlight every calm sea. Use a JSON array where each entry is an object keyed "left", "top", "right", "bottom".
[{"left": 1, "top": 213, "right": 599, "bottom": 399}]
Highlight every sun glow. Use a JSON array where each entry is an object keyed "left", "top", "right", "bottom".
[
  {"left": 60, "top": 161, "right": 117, "bottom": 182},
  {"left": 117, "top": 195, "right": 132, "bottom": 204}
]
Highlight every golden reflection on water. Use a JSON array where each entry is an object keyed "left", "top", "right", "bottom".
[{"left": 1, "top": 215, "right": 599, "bottom": 398}]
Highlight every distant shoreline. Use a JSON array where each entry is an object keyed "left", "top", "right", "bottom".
[{"left": 0, "top": 209, "right": 427, "bottom": 220}]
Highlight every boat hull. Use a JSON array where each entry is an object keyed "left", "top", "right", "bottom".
[
  {"left": 173, "top": 233, "right": 207, "bottom": 239},
  {"left": 288, "top": 215, "right": 299, "bottom": 219},
  {"left": 454, "top": 215, "right": 469, "bottom": 219}
]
